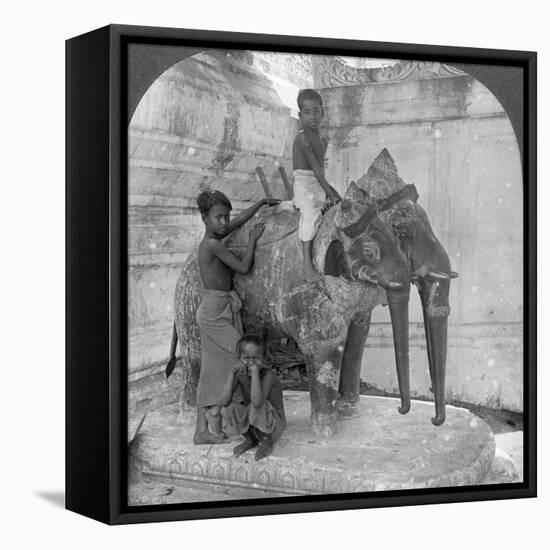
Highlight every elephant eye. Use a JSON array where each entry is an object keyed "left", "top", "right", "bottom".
[
  {"left": 393, "top": 223, "right": 411, "bottom": 240},
  {"left": 361, "top": 240, "right": 381, "bottom": 262}
]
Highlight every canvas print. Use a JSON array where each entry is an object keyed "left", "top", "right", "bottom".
[{"left": 126, "top": 46, "right": 524, "bottom": 505}]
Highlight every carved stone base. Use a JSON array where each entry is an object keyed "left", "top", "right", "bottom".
[{"left": 129, "top": 391, "right": 497, "bottom": 504}]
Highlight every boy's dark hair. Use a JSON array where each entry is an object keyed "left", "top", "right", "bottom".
[
  {"left": 236, "top": 334, "right": 265, "bottom": 356},
  {"left": 197, "top": 189, "right": 232, "bottom": 217},
  {"left": 297, "top": 88, "right": 323, "bottom": 111}
]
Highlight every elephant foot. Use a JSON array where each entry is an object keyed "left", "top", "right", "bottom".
[
  {"left": 337, "top": 398, "right": 361, "bottom": 419},
  {"left": 431, "top": 413, "right": 446, "bottom": 426},
  {"left": 311, "top": 411, "right": 338, "bottom": 436}
]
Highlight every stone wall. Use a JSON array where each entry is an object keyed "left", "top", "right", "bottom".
[{"left": 320, "top": 74, "right": 523, "bottom": 411}]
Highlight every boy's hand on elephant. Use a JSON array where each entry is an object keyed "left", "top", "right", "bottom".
[
  {"left": 327, "top": 187, "right": 342, "bottom": 203},
  {"left": 324, "top": 190, "right": 342, "bottom": 212},
  {"left": 324, "top": 197, "right": 339, "bottom": 210}
]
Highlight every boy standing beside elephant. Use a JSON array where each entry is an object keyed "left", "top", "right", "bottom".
[
  {"left": 292, "top": 89, "right": 342, "bottom": 281},
  {"left": 193, "top": 190, "right": 279, "bottom": 444}
]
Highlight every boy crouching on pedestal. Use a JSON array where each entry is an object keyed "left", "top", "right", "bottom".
[{"left": 220, "top": 335, "right": 286, "bottom": 461}]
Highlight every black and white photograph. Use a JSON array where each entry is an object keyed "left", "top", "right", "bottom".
[
  {"left": 126, "top": 44, "right": 527, "bottom": 506},
  {"left": 5, "top": 0, "right": 548, "bottom": 544}
]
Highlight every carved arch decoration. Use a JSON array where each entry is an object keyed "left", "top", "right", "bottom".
[{"left": 313, "top": 57, "right": 467, "bottom": 87}]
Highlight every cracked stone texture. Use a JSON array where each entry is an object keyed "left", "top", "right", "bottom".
[{"left": 128, "top": 391, "right": 496, "bottom": 505}]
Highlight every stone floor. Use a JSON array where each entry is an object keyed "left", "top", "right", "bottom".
[{"left": 128, "top": 391, "right": 518, "bottom": 506}]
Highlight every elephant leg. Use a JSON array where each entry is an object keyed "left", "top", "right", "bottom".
[
  {"left": 302, "top": 342, "right": 346, "bottom": 436},
  {"left": 338, "top": 311, "right": 372, "bottom": 418}
]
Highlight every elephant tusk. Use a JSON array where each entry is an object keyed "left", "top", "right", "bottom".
[
  {"left": 450, "top": 271, "right": 459, "bottom": 279},
  {"left": 426, "top": 270, "right": 451, "bottom": 281}
]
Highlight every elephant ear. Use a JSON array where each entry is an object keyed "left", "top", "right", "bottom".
[{"left": 324, "top": 240, "right": 350, "bottom": 278}]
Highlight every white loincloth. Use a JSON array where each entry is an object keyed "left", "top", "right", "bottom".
[{"left": 292, "top": 169, "right": 326, "bottom": 241}]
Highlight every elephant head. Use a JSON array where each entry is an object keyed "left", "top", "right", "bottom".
[
  {"left": 382, "top": 193, "right": 458, "bottom": 426},
  {"left": 345, "top": 148, "right": 458, "bottom": 425},
  {"left": 322, "top": 189, "right": 412, "bottom": 416},
  {"left": 327, "top": 183, "right": 411, "bottom": 292}
]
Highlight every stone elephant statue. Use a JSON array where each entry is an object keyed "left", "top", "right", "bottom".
[
  {"left": 167, "top": 149, "right": 457, "bottom": 435},
  {"left": 341, "top": 149, "right": 459, "bottom": 426}
]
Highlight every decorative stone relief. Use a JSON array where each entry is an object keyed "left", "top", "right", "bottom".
[{"left": 313, "top": 57, "right": 467, "bottom": 88}]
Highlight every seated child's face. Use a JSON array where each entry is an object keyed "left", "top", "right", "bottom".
[
  {"left": 299, "top": 99, "right": 323, "bottom": 131},
  {"left": 204, "top": 203, "right": 230, "bottom": 236},
  {"left": 239, "top": 342, "right": 264, "bottom": 373}
]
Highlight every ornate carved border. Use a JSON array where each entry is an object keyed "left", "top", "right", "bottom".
[{"left": 314, "top": 58, "right": 467, "bottom": 87}]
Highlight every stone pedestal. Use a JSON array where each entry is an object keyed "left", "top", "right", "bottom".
[{"left": 129, "top": 391, "right": 498, "bottom": 504}]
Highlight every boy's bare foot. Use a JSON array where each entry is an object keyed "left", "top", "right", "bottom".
[
  {"left": 205, "top": 406, "right": 225, "bottom": 437},
  {"left": 254, "top": 435, "right": 274, "bottom": 461},
  {"left": 204, "top": 407, "right": 218, "bottom": 426},
  {"left": 303, "top": 263, "right": 321, "bottom": 282},
  {"left": 233, "top": 435, "right": 259, "bottom": 457},
  {"left": 193, "top": 430, "right": 227, "bottom": 445}
]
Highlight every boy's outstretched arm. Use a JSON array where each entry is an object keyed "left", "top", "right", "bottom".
[
  {"left": 210, "top": 222, "right": 265, "bottom": 274},
  {"left": 224, "top": 198, "right": 279, "bottom": 236}
]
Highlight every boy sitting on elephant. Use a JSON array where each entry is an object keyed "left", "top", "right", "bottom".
[
  {"left": 193, "top": 190, "right": 279, "bottom": 444},
  {"left": 219, "top": 334, "right": 286, "bottom": 460},
  {"left": 292, "top": 88, "right": 342, "bottom": 281}
]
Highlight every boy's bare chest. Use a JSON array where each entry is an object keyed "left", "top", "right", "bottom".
[
  {"left": 310, "top": 135, "right": 326, "bottom": 160},
  {"left": 198, "top": 243, "right": 232, "bottom": 290}
]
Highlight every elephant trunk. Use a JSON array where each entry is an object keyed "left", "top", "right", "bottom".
[
  {"left": 418, "top": 279, "right": 450, "bottom": 426},
  {"left": 387, "top": 287, "right": 411, "bottom": 415}
]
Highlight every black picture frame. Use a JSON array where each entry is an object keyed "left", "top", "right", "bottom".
[{"left": 66, "top": 23, "right": 537, "bottom": 525}]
